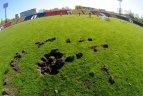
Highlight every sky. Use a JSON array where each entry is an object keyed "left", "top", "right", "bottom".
[{"left": 0, "top": 0, "right": 143, "bottom": 20}]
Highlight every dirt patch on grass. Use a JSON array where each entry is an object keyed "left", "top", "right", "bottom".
[
  {"left": 3, "top": 77, "right": 11, "bottom": 86},
  {"left": 10, "top": 60, "right": 20, "bottom": 72},
  {"left": 46, "top": 37, "right": 56, "bottom": 42},
  {"left": 88, "top": 38, "right": 93, "bottom": 41},
  {"left": 37, "top": 49, "right": 84, "bottom": 75},
  {"left": 76, "top": 53, "right": 83, "bottom": 59},
  {"left": 89, "top": 45, "right": 98, "bottom": 52},
  {"left": 35, "top": 42, "right": 45, "bottom": 48},
  {"left": 101, "top": 66, "right": 109, "bottom": 75},
  {"left": 78, "top": 38, "right": 85, "bottom": 42},
  {"left": 101, "top": 66, "right": 115, "bottom": 85},
  {"left": 35, "top": 37, "right": 56, "bottom": 48},
  {"left": 9, "top": 50, "right": 26, "bottom": 72},
  {"left": 65, "top": 56, "right": 75, "bottom": 62},
  {"left": 108, "top": 76, "right": 115, "bottom": 85},
  {"left": 2, "top": 88, "right": 17, "bottom": 96},
  {"left": 89, "top": 72, "right": 94, "bottom": 77},
  {"left": 10, "top": 52, "right": 22, "bottom": 72},
  {"left": 102, "top": 44, "right": 108, "bottom": 48},
  {"left": 38, "top": 49, "right": 65, "bottom": 75},
  {"left": 66, "top": 39, "right": 71, "bottom": 43}
]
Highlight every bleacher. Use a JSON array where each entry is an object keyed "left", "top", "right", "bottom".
[
  {"left": 45, "top": 10, "right": 68, "bottom": 16},
  {"left": 115, "top": 15, "right": 129, "bottom": 22},
  {"left": 71, "top": 9, "right": 84, "bottom": 14},
  {"left": 91, "top": 11, "right": 100, "bottom": 16},
  {"left": 24, "top": 12, "right": 46, "bottom": 21},
  {"left": 108, "top": 14, "right": 117, "bottom": 18},
  {"left": 3, "top": 22, "right": 12, "bottom": 29},
  {"left": 133, "top": 20, "right": 143, "bottom": 27},
  {"left": 82, "top": 10, "right": 91, "bottom": 15},
  {"left": 101, "top": 12, "right": 110, "bottom": 17},
  {"left": 24, "top": 14, "right": 34, "bottom": 21}
]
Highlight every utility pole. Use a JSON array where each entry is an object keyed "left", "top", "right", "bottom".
[{"left": 118, "top": 0, "right": 122, "bottom": 15}]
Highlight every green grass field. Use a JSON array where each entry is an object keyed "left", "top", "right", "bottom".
[{"left": 0, "top": 15, "right": 143, "bottom": 96}]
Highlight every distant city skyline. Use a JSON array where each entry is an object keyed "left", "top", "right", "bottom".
[{"left": 0, "top": 0, "right": 143, "bottom": 20}]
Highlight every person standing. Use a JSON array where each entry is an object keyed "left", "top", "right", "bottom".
[
  {"left": 89, "top": 13, "right": 91, "bottom": 18},
  {"left": 79, "top": 12, "right": 80, "bottom": 16}
]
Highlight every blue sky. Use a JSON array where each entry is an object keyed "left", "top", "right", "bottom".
[{"left": 0, "top": 0, "right": 143, "bottom": 20}]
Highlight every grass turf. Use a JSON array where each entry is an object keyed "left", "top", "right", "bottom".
[{"left": 0, "top": 15, "right": 143, "bottom": 96}]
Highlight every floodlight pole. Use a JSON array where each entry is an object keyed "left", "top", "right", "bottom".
[
  {"left": 118, "top": 0, "right": 122, "bottom": 15},
  {"left": 5, "top": 7, "right": 7, "bottom": 23},
  {"left": 3, "top": 3, "right": 8, "bottom": 23}
]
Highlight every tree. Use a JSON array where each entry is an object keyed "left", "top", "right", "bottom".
[
  {"left": 127, "top": 12, "right": 135, "bottom": 19},
  {"left": 125, "top": 11, "right": 143, "bottom": 23}
]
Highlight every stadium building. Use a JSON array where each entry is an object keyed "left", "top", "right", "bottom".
[
  {"left": 20, "top": 8, "right": 36, "bottom": 18},
  {"left": 75, "top": 5, "right": 96, "bottom": 11}
]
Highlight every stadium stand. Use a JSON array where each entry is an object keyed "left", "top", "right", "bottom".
[
  {"left": 24, "top": 15, "right": 34, "bottom": 21},
  {"left": 45, "top": 10, "right": 68, "bottom": 16},
  {"left": 115, "top": 15, "right": 129, "bottom": 22},
  {"left": 36, "top": 12, "right": 46, "bottom": 18},
  {"left": 132, "top": 20, "right": 143, "bottom": 27},
  {"left": 3, "top": 22, "right": 12, "bottom": 29},
  {"left": 82, "top": 10, "right": 91, "bottom": 14},
  {"left": 71, "top": 9, "right": 85, "bottom": 14},
  {"left": 108, "top": 14, "right": 117, "bottom": 18},
  {"left": 1, "top": 8, "right": 143, "bottom": 30},
  {"left": 24, "top": 12, "right": 46, "bottom": 21},
  {"left": 91, "top": 11, "right": 100, "bottom": 16},
  {"left": 101, "top": 12, "right": 110, "bottom": 17}
]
